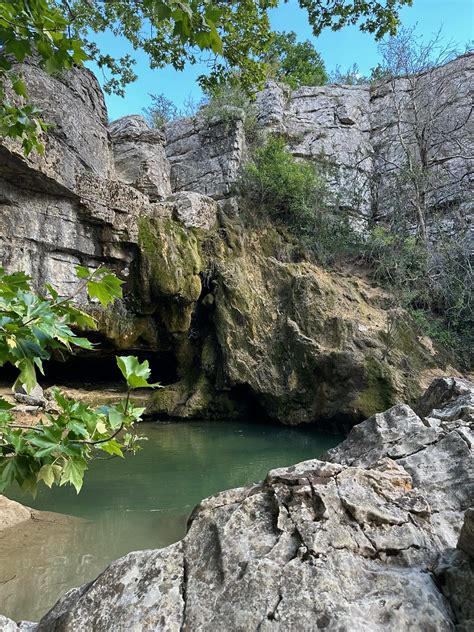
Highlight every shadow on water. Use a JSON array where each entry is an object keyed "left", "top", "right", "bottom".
[{"left": 1, "top": 419, "right": 341, "bottom": 622}]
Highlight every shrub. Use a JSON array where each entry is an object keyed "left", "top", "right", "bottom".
[
  {"left": 263, "top": 31, "right": 327, "bottom": 89},
  {"left": 362, "top": 226, "right": 473, "bottom": 363},
  {"left": 362, "top": 227, "right": 429, "bottom": 297},
  {"left": 200, "top": 83, "right": 259, "bottom": 141},
  {"left": 238, "top": 136, "right": 360, "bottom": 263},
  {"left": 143, "top": 93, "right": 179, "bottom": 129}
]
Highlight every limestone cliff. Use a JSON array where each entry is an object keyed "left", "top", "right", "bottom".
[{"left": 0, "top": 56, "right": 471, "bottom": 425}]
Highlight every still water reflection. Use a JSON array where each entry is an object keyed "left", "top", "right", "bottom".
[{"left": 1, "top": 420, "right": 340, "bottom": 622}]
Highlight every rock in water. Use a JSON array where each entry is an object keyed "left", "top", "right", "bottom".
[
  {"left": 13, "top": 384, "right": 45, "bottom": 408},
  {"left": 0, "top": 496, "right": 31, "bottom": 531},
  {"left": 24, "top": 378, "right": 472, "bottom": 631}
]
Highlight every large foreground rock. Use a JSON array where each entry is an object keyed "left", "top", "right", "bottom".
[{"left": 3, "top": 377, "right": 469, "bottom": 631}]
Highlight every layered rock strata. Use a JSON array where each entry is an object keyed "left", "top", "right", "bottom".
[{"left": 0, "top": 56, "right": 470, "bottom": 424}]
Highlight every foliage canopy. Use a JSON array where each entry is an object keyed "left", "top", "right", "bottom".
[
  {"left": 263, "top": 31, "right": 327, "bottom": 89},
  {"left": 1, "top": 0, "right": 413, "bottom": 153}
]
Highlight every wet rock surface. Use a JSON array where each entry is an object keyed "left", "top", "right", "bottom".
[{"left": 5, "top": 377, "right": 469, "bottom": 631}]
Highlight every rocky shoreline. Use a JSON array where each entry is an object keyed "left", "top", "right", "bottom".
[{"left": 1, "top": 376, "right": 471, "bottom": 631}]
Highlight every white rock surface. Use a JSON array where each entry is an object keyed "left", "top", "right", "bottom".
[{"left": 109, "top": 115, "right": 172, "bottom": 201}]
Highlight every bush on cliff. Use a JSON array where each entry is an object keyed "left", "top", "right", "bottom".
[
  {"left": 238, "top": 138, "right": 472, "bottom": 363},
  {"left": 238, "top": 136, "right": 360, "bottom": 262},
  {"left": 362, "top": 226, "right": 473, "bottom": 362},
  {"left": 262, "top": 31, "right": 328, "bottom": 89}
]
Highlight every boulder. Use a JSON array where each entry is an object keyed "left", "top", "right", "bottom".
[
  {"left": 153, "top": 191, "right": 218, "bottom": 230},
  {"left": 32, "top": 379, "right": 474, "bottom": 631},
  {"left": 14, "top": 384, "right": 45, "bottom": 408},
  {"left": 209, "top": 228, "right": 442, "bottom": 425},
  {"left": 2, "top": 58, "right": 112, "bottom": 193},
  {"left": 326, "top": 377, "right": 474, "bottom": 545},
  {"left": 434, "top": 509, "right": 474, "bottom": 630},
  {"left": 165, "top": 115, "right": 247, "bottom": 200},
  {"left": 0, "top": 616, "right": 21, "bottom": 631},
  {"left": 0, "top": 496, "right": 31, "bottom": 531}
]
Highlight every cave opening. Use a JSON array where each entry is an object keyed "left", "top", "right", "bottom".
[{"left": 0, "top": 349, "right": 179, "bottom": 390}]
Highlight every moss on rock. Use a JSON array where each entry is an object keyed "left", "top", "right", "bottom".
[
  {"left": 353, "top": 357, "right": 397, "bottom": 418},
  {"left": 138, "top": 216, "right": 204, "bottom": 334}
]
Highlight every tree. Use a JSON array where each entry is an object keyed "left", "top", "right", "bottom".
[
  {"left": 143, "top": 92, "right": 179, "bottom": 128},
  {"left": 56, "top": 1, "right": 412, "bottom": 93},
  {"left": 143, "top": 92, "right": 202, "bottom": 128},
  {"left": 0, "top": 266, "right": 160, "bottom": 495},
  {"left": 1, "top": 0, "right": 413, "bottom": 153},
  {"left": 373, "top": 27, "right": 470, "bottom": 244},
  {"left": 330, "top": 63, "right": 366, "bottom": 84},
  {"left": 366, "top": 27, "right": 473, "bottom": 350},
  {"left": 263, "top": 31, "right": 327, "bottom": 89}
]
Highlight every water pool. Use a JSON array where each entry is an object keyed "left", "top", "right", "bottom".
[{"left": 0, "top": 419, "right": 341, "bottom": 622}]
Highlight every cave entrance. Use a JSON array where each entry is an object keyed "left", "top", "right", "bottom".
[{"left": 0, "top": 350, "right": 178, "bottom": 390}]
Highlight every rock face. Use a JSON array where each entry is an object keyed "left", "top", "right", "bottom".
[
  {"left": 3, "top": 377, "right": 468, "bottom": 631},
  {"left": 0, "top": 59, "right": 149, "bottom": 299},
  {"left": 259, "top": 55, "right": 473, "bottom": 242},
  {"left": 207, "top": 229, "right": 439, "bottom": 424},
  {"left": 165, "top": 116, "right": 246, "bottom": 200},
  {"left": 256, "top": 81, "right": 373, "bottom": 226},
  {"left": 109, "top": 115, "right": 172, "bottom": 201},
  {"left": 0, "top": 56, "right": 470, "bottom": 425}
]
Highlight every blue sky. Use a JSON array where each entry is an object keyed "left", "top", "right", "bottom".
[{"left": 87, "top": 0, "right": 474, "bottom": 122}]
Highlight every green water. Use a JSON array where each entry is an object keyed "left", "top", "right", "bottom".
[{"left": 0, "top": 420, "right": 340, "bottom": 622}]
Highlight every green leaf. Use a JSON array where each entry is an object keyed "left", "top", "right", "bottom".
[
  {"left": 0, "top": 397, "right": 14, "bottom": 411},
  {"left": 86, "top": 274, "right": 123, "bottom": 307},
  {"left": 14, "top": 359, "right": 37, "bottom": 393},
  {"left": 66, "top": 419, "right": 89, "bottom": 438},
  {"left": 75, "top": 265, "right": 91, "bottom": 280},
  {"left": 60, "top": 457, "right": 88, "bottom": 494},
  {"left": 0, "top": 457, "right": 24, "bottom": 492},
  {"left": 108, "top": 406, "right": 126, "bottom": 429},
  {"left": 99, "top": 439, "right": 124, "bottom": 457},
  {"left": 12, "top": 77, "right": 27, "bottom": 97},
  {"left": 37, "top": 463, "right": 55, "bottom": 488},
  {"left": 116, "top": 356, "right": 160, "bottom": 389},
  {"left": 71, "top": 337, "right": 94, "bottom": 350},
  {"left": 6, "top": 39, "right": 31, "bottom": 62}
]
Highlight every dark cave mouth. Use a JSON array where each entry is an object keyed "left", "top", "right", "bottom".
[{"left": 0, "top": 349, "right": 179, "bottom": 389}]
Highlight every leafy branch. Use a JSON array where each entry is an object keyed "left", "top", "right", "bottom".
[{"left": 0, "top": 265, "right": 160, "bottom": 495}]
